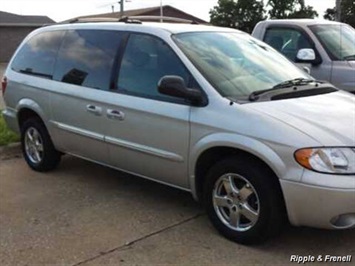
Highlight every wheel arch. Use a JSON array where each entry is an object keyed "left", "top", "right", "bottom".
[
  {"left": 16, "top": 98, "right": 47, "bottom": 128},
  {"left": 189, "top": 133, "right": 288, "bottom": 203}
]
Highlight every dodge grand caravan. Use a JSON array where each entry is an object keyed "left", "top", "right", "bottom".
[{"left": 2, "top": 18, "right": 355, "bottom": 244}]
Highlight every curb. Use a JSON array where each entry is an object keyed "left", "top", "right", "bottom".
[{"left": 0, "top": 142, "right": 22, "bottom": 160}]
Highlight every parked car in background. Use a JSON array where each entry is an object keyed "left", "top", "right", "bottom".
[
  {"left": 2, "top": 18, "right": 355, "bottom": 245},
  {"left": 252, "top": 19, "right": 355, "bottom": 93}
]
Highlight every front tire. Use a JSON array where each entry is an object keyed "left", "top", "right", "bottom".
[
  {"left": 21, "top": 118, "right": 61, "bottom": 172},
  {"left": 203, "top": 156, "right": 285, "bottom": 245}
]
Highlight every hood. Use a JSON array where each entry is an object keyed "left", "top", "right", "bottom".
[{"left": 249, "top": 91, "right": 355, "bottom": 146}]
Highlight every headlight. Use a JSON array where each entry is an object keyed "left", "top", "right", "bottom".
[{"left": 295, "top": 147, "right": 355, "bottom": 175}]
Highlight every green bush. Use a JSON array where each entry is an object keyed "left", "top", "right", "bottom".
[{"left": 0, "top": 112, "right": 20, "bottom": 146}]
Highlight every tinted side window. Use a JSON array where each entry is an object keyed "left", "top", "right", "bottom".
[
  {"left": 54, "top": 30, "right": 122, "bottom": 90},
  {"left": 264, "top": 28, "right": 312, "bottom": 61},
  {"left": 12, "top": 31, "right": 64, "bottom": 79},
  {"left": 118, "top": 34, "right": 191, "bottom": 101}
]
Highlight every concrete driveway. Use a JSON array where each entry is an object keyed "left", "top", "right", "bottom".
[{"left": 1, "top": 154, "right": 354, "bottom": 265}]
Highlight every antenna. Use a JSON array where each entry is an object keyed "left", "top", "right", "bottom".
[
  {"left": 97, "top": 1, "right": 132, "bottom": 16},
  {"left": 119, "top": 1, "right": 124, "bottom": 17},
  {"left": 119, "top": 0, "right": 132, "bottom": 17}
]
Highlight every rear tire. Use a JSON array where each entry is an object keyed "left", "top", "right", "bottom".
[
  {"left": 21, "top": 118, "right": 61, "bottom": 172},
  {"left": 203, "top": 156, "right": 285, "bottom": 245}
]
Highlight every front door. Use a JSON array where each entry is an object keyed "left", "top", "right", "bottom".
[{"left": 102, "top": 33, "right": 194, "bottom": 188}]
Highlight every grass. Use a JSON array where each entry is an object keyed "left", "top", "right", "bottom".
[{"left": 0, "top": 111, "right": 20, "bottom": 146}]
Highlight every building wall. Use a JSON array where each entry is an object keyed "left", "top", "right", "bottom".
[{"left": 0, "top": 26, "right": 37, "bottom": 62}]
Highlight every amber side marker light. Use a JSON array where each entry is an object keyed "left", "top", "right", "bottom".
[{"left": 294, "top": 149, "right": 314, "bottom": 169}]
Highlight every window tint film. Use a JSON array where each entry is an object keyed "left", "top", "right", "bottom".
[
  {"left": 12, "top": 31, "right": 64, "bottom": 79},
  {"left": 264, "top": 28, "right": 312, "bottom": 61},
  {"left": 54, "top": 30, "right": 122, "bottom": 90},
  {"left": 118, "top": 34, "right": 191, "bottom": 101}
]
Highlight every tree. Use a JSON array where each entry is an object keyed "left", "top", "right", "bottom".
[
  {"left": 267, "top": 0, "right": 294, "bottom": 18},
  {"left": 210, "top": 0, "right": 266, "bottom": 33},
  {"left": 288, "top": 1, "right": 318, "bottom": 19},
  {"left": 324, "top": 0, "right": 355, "bottom": 28},
  {"left": 267, "top": 0, "right": 318, "bottom": 19},
  {"left": 341, "top": 0, "right": 355, "bottom": 27},
  {"left": 324, "top": 8, "right": 336, "bottom": 21}
]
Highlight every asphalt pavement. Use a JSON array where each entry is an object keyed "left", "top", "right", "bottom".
[{"left": 0, "top": 152, "right": 354, "bottom": 265}]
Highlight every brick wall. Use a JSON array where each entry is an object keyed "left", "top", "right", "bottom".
[{"left": 0, "top": 26, "right": 37, "bottom": 62}]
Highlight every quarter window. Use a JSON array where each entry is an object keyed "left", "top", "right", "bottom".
[
  {"left": 12, "top": 31, "right": 64, "bottom": 79},
  {"left": 54, "top": 30, "right": 122, "bottom": 90},
  {"left": 117, "top": 34, "right": 192, "bottom": 101}
]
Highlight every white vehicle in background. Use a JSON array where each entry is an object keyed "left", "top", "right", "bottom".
[{"left": 252, "top": 19, "right": 355, "bottom": 93}]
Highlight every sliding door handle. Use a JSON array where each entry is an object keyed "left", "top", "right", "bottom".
[
  {"left": 86, "top": 105, "right": 102, "bottom": 116},
  {"left": 107, "top": 109, "right": 125, "bottom": 121}
]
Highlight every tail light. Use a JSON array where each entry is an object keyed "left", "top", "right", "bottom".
[{"left": 1, "top": 76, "right": 7, "bottom": 95}]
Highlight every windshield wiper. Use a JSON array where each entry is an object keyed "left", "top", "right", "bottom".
[
  {"left": 343, "top": 54, "right": 355, "bottom": 61},
  {"left": 249, "top": 78, "right": 323, "bottom": 101}
]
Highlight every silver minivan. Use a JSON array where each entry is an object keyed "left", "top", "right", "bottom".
[{"left": 2, "top": 19, "right": 355, "bottom": 244}]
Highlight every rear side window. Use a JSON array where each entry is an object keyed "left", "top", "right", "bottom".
[
  {"left": 54, "top": 30, "right": 122, "bottom": 90},
  {"left": 12, "top": 31, "right": 64, "bottom": 79}
]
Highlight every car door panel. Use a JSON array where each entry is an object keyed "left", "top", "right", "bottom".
[
  {"left": 49, "top": 84, "right": 109, "bottom": 162},
  {"left": 50, "top": 29, "right": 123, "bottom": 163},
  {"left": 101, "top": 33, "right": 193, "bottom": 188},
  {"left": 103, "top": 94, "right": 190, "bottom": 188}
]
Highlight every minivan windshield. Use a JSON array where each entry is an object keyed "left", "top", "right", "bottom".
[
  {"left": 309, "top": 24, "right": 355, "bottom": 61},
  {"left": 173, "top": 32, "right": 309, "bottom": 100}
]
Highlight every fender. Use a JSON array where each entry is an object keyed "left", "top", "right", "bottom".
[
  {"left": 16, "top": 98, "right": 49, "bottom": 127},
  {"left": 188, "top": 132, "right": 302, "bottom": 200}
]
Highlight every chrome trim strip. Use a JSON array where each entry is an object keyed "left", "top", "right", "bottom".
[
  {"left": 65, "top": 151, "right": 191, "bottom": 193},
  {"left": 105, "top": 136, "right": 184, "bottom": 162},
  {"left": 51, "top": 121, "right": 104, "bottom": 141}
]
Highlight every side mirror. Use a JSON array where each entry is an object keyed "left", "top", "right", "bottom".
[
  {"left": 296, "top": 48, "right": 321, "bottom": 65},
  {"left": 158, "top": 76, "right": 204, "bottom": 105},
  {"left": 297, "top": 48, "right": 316, "bottom": 61}
]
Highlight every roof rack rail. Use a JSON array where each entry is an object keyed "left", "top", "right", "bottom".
[
  {"left": 119, "top": 16, "right": 199, "bottom": 24},
  {"left": 67, "top": 17, "right": 121, "bottom": 24},
  {"left": 62, "top": 15, "right": 199, "bottom": 25}
]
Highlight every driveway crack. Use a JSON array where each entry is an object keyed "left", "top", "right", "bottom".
[{"left": 72, "top": 213, "right": 205, "bottom": 266}]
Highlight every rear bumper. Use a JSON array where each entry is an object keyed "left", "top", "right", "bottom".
[
  {"left": 281, "top": 174, "right": 355, "bottom": 229},
  {"left": 2, "top": 108, "right": 19, "bottom": 133}
]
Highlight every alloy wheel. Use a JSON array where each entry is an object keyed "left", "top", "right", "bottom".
[{"left": 212, "top": 173, "right": 260, "bottom": 232}]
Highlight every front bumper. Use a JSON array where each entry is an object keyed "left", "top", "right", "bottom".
[{"left": 281, "top": 171, "right": 355, "bottom": 229}]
